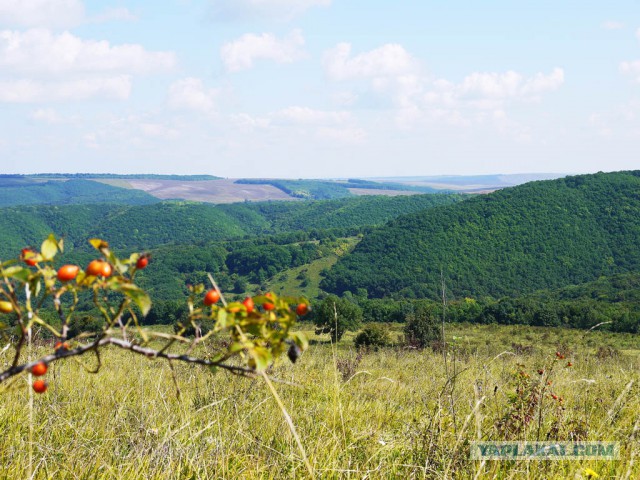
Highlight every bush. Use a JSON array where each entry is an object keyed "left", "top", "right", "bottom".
[
  {"left": 354, "top": 324, "right": 391, "bottom": 350},
  {"left": 313, "top": 294, "right": 362, "bottom": 342},
  {"left": 404, "top": 303, "right": 442, "bottom": 348}
]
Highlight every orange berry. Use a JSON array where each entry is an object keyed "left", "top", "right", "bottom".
[
  {"left": 296, "top": 303, "right": 309, "bottom": 316},
  {"left": 204, "top": 289, "right": 220, "bottom": 306},
  {"left": 57, "top": 264, "right": 79, "bottom": 282},
  {"left": 242, "top": 297, "right": 254, "bottom": 313},
  {"left": 32, "top": 379, "right": 47, "bottom": 393},
  {"left": 30, "top": 362, "right": 47, "bottom": 377}
]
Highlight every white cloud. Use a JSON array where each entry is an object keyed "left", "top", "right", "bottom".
[
  {"left": 620, "top": 60, "right": 640, "bottom": 81},
  {"left": 602, "top": 20, "right": 624, "bottom": 30},
  {"left": 0, "top": 29, "right": 176, "bottom": 76},
  {"left": 89, "top": 7, "right": 137, "bottom": 24},
  {"left": 208, "top": 0, "right": 331, "bottom": 22},
  {"left": 167, "top": 78, "right": 218, "bottom": 113},
  {"left": 316, "top": 126, "right": 366, "bottom": 144},
  {"left": 0, "top": 0, "right": 84, "bottom": 29},
  {"left": 140, "top": 123, "right": 180, "bottom": 139},
  {"left": 0, "top": 76, "right": 131, "bottom": 102},
  {"left": 220, "top": 29, "right": 305, "bottom": 72},
  {"left": 458, "top": 68, "right": 564, "bottom": 99},
  {"left": 323, "top": 43, "right": 420, "bottom": 81},
  {"left": 276, "top": 106, "right": 350, "bottom": 125},
  {"left": 30, "top": 108, "right": 60, "bottom": 123}
]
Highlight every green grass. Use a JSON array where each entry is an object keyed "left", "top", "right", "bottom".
[
  {"left": 1, "top": 323, "right": 638, "bottom": 478},
  {"left": 256, "top": 237, "right": 361, "bottom": 298}
]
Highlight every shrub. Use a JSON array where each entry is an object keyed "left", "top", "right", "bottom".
[
  {"left": 404, "top": 303, "right": 442, "bottom": 348},
  {"left": 354, "top": 324, "right": 391, "bottom": 350},
  {"left": 313, "top": 294, "right": 362, "bottom": 342}
]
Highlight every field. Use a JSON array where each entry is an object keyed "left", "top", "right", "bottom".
[
  {"left": 126, "top": 179, "right": 295, "bottom": 203},
  {"left": 2, "top": 323, "right": 638, "bottom": 479}
]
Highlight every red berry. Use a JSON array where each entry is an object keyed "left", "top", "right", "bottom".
[
  {"left": 32, "top": 379, "right": 47, "bottom": 393},
  {"left": 296, "top": 303, "right": 309, "bottom": 316},
  {"left": 262, "top": 302, "right": 275, "bottom": 311},
  {"left": 57, "top": 265, "right": 79, "bottom": 282},
  {"left": 30, "top": 362, "right": 47, "bottom": 377},
  {"left": 22, "top": 248, "right": 38, "bottom": 266},
  {"left": 136, "top": 256, "right": 149, "bottom": 269},
  {"left": 242, "top": 297, "right": 254, "bottom": 313},
  {"left": 204, "top": 289, "right": 220, "bottom": 306}
]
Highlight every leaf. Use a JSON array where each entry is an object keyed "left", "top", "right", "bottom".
[
  {"left": 1, "top": 266, "right": 31, "bottom": 282},
  {"left": 250, "top": 346, "right": 271, "bottom": 372},
  {"left": 290, "top": 331, "right": 309, "bottom": 351},
  {"left": 32, "top": 316, "right": 61, "bottom": 337},
  {"left": 89, "top": 238, "right": 109, "bottom": 251},
  {"left": 118, "top": 283, "right": 152, "bottom": 316},
  {"left": 40, "top": 234, "right": 59, "bottom": 261},
  {"left": 216, "top": 308, "right": 228, "bottom": 329}
]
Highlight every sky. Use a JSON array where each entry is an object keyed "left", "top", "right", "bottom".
[{"left": 0, "top": 0, "right": 639, "bottom": 178}]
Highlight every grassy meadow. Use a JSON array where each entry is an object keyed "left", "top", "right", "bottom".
[{"left": 1, "top": 323, "right": 638, "bottom": 479}]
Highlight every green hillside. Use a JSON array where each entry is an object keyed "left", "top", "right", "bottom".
[
  {"left": 0, "top": 179, "right": 158, "bottom": 207},
  {"left": 0, "top": 194, "right": 463, "bottom": 268},
  {"left": 219, "top": 193, "right": 466, "bottom": 233},
  {"left": 321, "top": 171, "right": 640, "bottom": 299}
]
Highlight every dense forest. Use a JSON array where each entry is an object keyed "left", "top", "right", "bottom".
[
  {"left": 321, "top": 171, "right": 640, "bottom": 299},
  {"left": 0, "top": 179, "right": 158, "bottom": 207},
  {"left": 3, "top": 170, "right": 640, "bottom": 334},
  {"left": 0, "top": 194, "right": 464, "bottom": 258}
]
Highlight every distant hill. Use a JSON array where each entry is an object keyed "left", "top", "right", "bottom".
[
  {"left": 321, "top": 171, "right": 640, "bottom": 299},
  {"left": 0, "top": 179, "right": 158, "bottom": 207},
  {"left": 0, "top": 193, "right": 465, "bottom": 259}
]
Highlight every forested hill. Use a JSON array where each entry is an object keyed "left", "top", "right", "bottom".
[
  {"left": 0, "top": 193, "right": 464, "bottom": 259},
  {"left": 0, "top": 179, "right": 158, "bottom": 207},
  {"left": 320, "top": 171, "right": 640, "bottom": 299}
]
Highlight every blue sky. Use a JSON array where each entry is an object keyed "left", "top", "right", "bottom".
[{"left": 0, "top": 0, "right": 639, "bottom": 178}]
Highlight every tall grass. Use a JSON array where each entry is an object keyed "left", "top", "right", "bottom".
[{"left": 1, "top": 324, "right": 638, "bottom": 479}]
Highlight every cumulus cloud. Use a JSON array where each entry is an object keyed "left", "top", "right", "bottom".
[
  {"left": 0, "top": 76, "right": 131, "bottom": 102},
  {"left": 0, "top": 0, "right": 136, "bottom": 28},
  {"left": 323, "top": 43, "right": 420, "bottom": 81},
  {"left": 602, "top": 20, "right": 624, "bottom": 30},
  {"left": 167, "top": 78, "right": 218, "bottom": 113},
  {"left": 208, "top": 0, "right": 331, "bottom": 22},
  {"left": 220, "top": 29, "right": 306, "bottom": 72},
  {"left": 276, "top": 106, "right": 350, "bottom": 125},
  {"left": 30, "top": 108, "right": 60, "bottom": 123},
  {"left": 620, "top": 60, "right": 640, "bottom": 82},
  {"left": 0, "top": 0, "right": 84, "bottom": 29},
  {"left": 0, "top": 29, "right": 175, "bottom": 76},
  {"left": 458, "top": 68, "right": 564, "bottom": 99}
]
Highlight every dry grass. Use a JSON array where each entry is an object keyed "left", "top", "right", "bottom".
[{"left": 0, "top": 324, "right": 638, "bottom": 479}]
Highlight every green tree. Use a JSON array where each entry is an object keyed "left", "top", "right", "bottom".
[
  {"left": 354, "top": 323, "right": 391, "bottom": 350},
  {"left": 313, "top": 295, "right": 362, "bottom": 342},
  {"left": 404, "top": 302, "right": 442, "bottom": 348}
]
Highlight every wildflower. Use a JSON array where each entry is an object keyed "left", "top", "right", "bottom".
[{"left": 583, "top": 467, "right": 599, "bottom": 478}]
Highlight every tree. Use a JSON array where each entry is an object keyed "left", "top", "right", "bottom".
[
  {"left": 354, "top": 323, "right": 391, "bottom": 350},
  {"left": 404, "top": 302, "right": 442, "bottom": 348},
  {"left": 313, "top": 294, "right": 362, "bottom": 342}
]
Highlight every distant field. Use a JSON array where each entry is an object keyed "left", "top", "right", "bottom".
[
  {"left": 127, "top": 179, "right": 297, "bottom": 203},
  {"left": 347, "top": 188, "right": 418, "bottom": 196}
]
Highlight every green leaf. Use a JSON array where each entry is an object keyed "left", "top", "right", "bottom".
[
  {"left": 290, "top": 331, "right": 309, "bottom": 351},
  {"left": 1, "top": 266, "right": 31, "bottom": 282},
  {"left": 216, "top": 308, "right": 228, "bottom": 329},
  {"left": 40, "top": 234, "right": 59, "bottom": 261},
  {"left": 250, "top": 346, "right": 271, "bottom": 372},
  {"left": 118, "top": 283, "right": 152, "bottom": 316}
]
